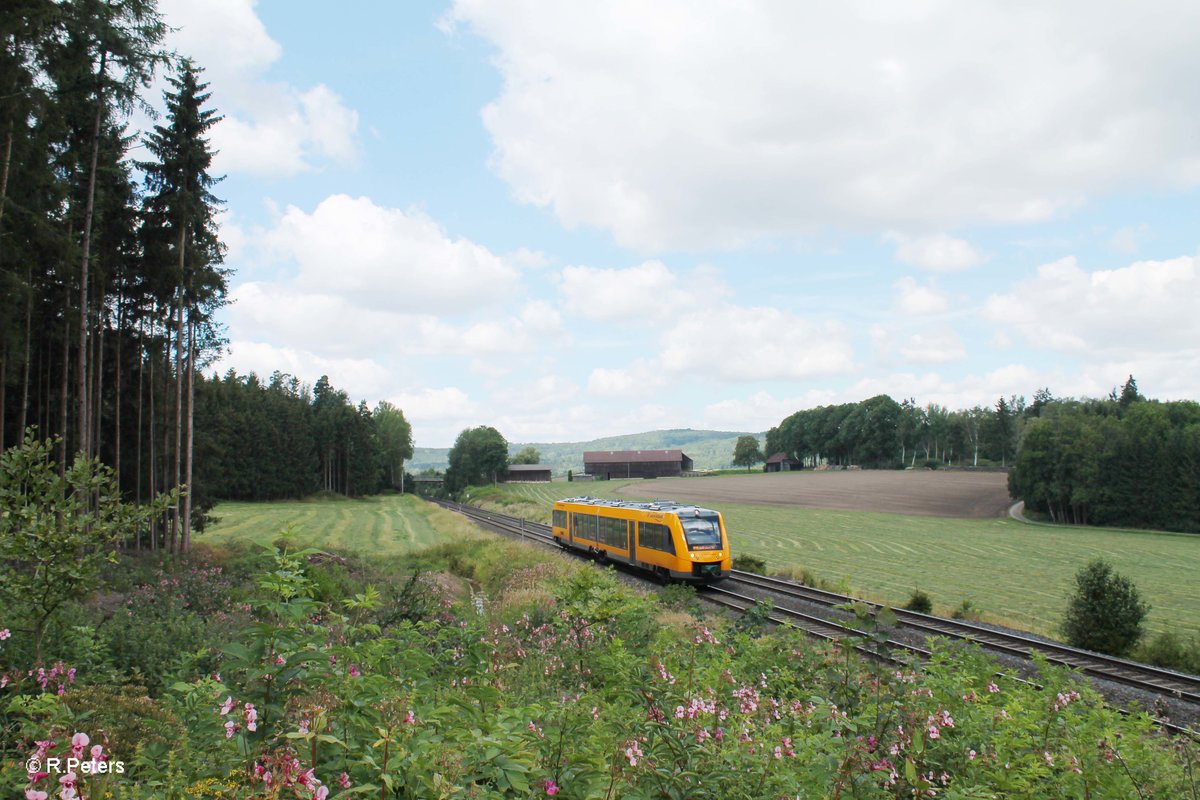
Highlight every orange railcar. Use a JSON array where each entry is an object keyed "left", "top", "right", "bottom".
[{"left": 552, "top": 496, "right": 731, "bottom": 583}]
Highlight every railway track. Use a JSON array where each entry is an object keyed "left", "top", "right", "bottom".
[
  {"left": 436, "top": 500, "right": 1199, "bottom": 735},
  {"left": 726, "top": 570, "right": 1200, "bottom": 705}
]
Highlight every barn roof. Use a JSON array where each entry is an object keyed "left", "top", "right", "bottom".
[
  {"left": 765, "top": 452, "right": 796, "bottom": 464},
  {"left": 583, "top": 449, "right": 689, "bottom": 463},
  {"left": 507, "top": 464, "right": 551, "bottom": 471}
]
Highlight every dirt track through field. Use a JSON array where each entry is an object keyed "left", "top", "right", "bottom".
[{"left": 616, "top": 470, "right": 1013, "bottom": 518}]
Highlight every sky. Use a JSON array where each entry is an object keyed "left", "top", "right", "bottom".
[{"left": 152, "top": 0, "right": 1200, "bottom": 448}]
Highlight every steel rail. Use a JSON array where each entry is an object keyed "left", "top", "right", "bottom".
[{"left": 727, "top": 570, "right": 1200, "bottom": 705}]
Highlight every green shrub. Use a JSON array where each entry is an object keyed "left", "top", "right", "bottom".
[
  {"left": 63, "top": 684, "right": 186, "bottom": 758},
  {"left": 904, "top": 588, "right": 933, "bottom": 614},
  {"left": 658, "top": 583, "right": 702, "bottom": 616},
  {"left": 732, "top": 554, "right": 766, "bottom": 573},
  {"left": 1062, "top": 559, "right": 1149, "bottom": 656},
  {"left": 951, "top": 600, "right": 980, "bottom": 621},
  {"left": 732, "top": 598, "right": 774, "bottom": 637},
  {"left": 1133, "top": 631, "right": 1200, "bottom": 675}
]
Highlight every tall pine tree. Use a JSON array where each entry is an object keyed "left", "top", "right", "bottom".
[{"left": 138, "top": 59, "right": 226, "bottom": 552}]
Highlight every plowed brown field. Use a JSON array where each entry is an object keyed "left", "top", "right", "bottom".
[{"left": 616, "top": 469, "right": 1013, "bottom": 518}]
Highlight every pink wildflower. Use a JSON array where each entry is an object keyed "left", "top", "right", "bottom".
[
  {"left": 314, "top": 786, "right": 329, "bottom": 800},
  {"left": 338, "top": 773, "right": 351, "bottom": 789},
  {"left": 403, "top": 710, "right": 416, "bottom": 725},
  {"left": 70, "top": 733, "right": 89, "bottom": 759},
  {"left": 25, "top": 789, "right": 48, "bottom": 800},
  {"left": 224, "top": 720, "right": 238, "bottom": 738},
  {"left": 0, "top": 628, "right": 10, "bottom": 639},
  {"left": 543, "top": 778, "right": 560, "bottom": 795},
  {"left": 90, "top": 744, "right": 104, "bottom": 761},
  {"left": 220, "top": 696, "right": 236, "bottom": 715},
  {"left": 245, "top": 703, "right": 258, "bottom": 732},
  {"left": 349, "top": 664, "right": 361, "bottom": 678}
]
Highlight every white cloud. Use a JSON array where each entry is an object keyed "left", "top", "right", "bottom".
[
  {"left": 559, "top": 260, "right": 729, "bottom": 322},
  {"left": 159, "top": 0, "right": 359, "bottom": 176},
  {"left": 160, "top": 0, "right": 280, "bottom": 79},
  {"left": 898, "top": 329, "right": 968, "bottom": 365},
  {"left": 658, "top": 307, "right": 855, "bottom": 382},
  {"left": 492, "top": 375, "right": 581, "bottom": 411},
  {"left": 1108, "top": 224, "right": 1149, "bottom": 255},
  {"left": 227, "top": 282, "right": 403, "bottom": 357},
  {"left": 218, "top": 340, "right": 393, "bottom": 398},
  {"left": 984, "top": 254, "right": 1200, "bottom": 354},
  {"left": 389, "top": 386, "right": 480, "bottom": 421},
  {"left": 702, "top": 390, "right": 834, "bottom": 434},
  {"left": 447, "top": 1, "right": 1200, "bottom": 248},
  {"left": 221, "top": 198, "right": 546, "bottom": 371},
  {"left": 587, "top": 360, "right": 665, "bottom": 398},
  {"left": 844, "top": 365, "right": 1042, "bottom": 412},
  {"left": 893, "top": 277, "right": 949, "bottom": 315},
  {"left": 262, "top": 195, "right": 520, "bottom": 314},
  {"left": 506, "top": 247, "right": 553, "bottom": 270},
  {"left": 886, "top": 232, "right": 984, "bottom": 272}
]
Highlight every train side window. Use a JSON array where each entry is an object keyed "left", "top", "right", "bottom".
[
  {"left": 553, "top": 509, "right": 566, "bottom": 528},
  {"left": 571, "top": 513, "right": 596, "bottom": 540},
  {"left": 638, "top": 522, "right": 674, "bottom": 554}
]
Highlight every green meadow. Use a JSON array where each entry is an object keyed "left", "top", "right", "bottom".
[
  {"left": 479, "top": 480, "right": 1200, "bottom": 638},
  {"left": 201, "top": 493, "right": 445, "bottom": 556}
]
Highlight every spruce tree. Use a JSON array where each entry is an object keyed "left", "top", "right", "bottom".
[{"left": 138, "top": 59, "right": 226, "bottom": 552}]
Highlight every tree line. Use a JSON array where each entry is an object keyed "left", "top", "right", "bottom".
[
  {"left": 765, "top": 393, "right": 1025, "bottom": 470},
  {"left": 1009, "top": 379, "right": 1200, "bottom": 533},
  {"left": 763, "top": 377, "right": 1200, "bottom": 534},
  {"left": 0, "top": 1, "right": 226, "bottom": 552},
  {"left": 190, "top": 371, "right": 413, "bottom": 518},
  {"left": 0, "top": 4, "right": 421, "bottom": 549}
]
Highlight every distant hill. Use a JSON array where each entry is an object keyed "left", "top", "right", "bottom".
[{"left": 409, "top": 428, "right": 765, "bottom": 475}]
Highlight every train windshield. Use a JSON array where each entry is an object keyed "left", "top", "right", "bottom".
[{"left": 680, "top": 514, "right": 722, "bottom": 550}]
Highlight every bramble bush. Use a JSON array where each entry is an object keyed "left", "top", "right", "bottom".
[{"left": 2, "top": 527, "right": 1197, "bottom": 798}]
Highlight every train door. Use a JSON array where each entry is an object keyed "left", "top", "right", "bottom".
[
  {"left": 628, "top": 519, "right": 636, "bottom": 563},
  {"left": 567, "top": 512, "right": 574, "bottom": 545}
]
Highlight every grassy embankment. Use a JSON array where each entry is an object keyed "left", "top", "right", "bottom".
[{"left": 473, "top": 480, "right": 1200, "bottom": 639}]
